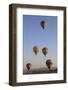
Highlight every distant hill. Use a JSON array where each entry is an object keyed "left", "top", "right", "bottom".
[{"left": 23, "top": 67, "right": 57, "bottom": 75}]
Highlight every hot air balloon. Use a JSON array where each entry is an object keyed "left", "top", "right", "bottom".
[
  {"left": 40, "top": 20, "right": 48, "bottom": 29},
  {"left": 46, "top": 59, "right": 52, "bottom": 70},
  {"left": 26, "top": 63, "right": 32, "bottom": 71},
  {"left": 33, "top": 46, "right": 39, "bottom": 55},
  {"left": 42, "top": 47, "right": 48, "bottom": 56}
]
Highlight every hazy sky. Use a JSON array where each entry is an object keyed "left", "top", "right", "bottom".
[{"left": 23, "top": 15, "right": 57, "bottom": 70}]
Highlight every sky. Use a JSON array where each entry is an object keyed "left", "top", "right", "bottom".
[{"left": 23, "top": 15, "right": 57, "bottom": 70}]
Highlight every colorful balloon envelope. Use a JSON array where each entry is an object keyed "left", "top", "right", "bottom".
[
  {"left": 26, "top": 63, "right": 32, "bottom": 71},
  {"left": 33, "top": 46, "right": 39, "bottom": 55},
  {"left": 42, "top": 47, "right": 48, "bottom": 56},
  {"left": 46, "top": 59, "right": 53, "bottom": 70},
  {"left": 40, "top": 20, "right": 48, "bottom": 29}
]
